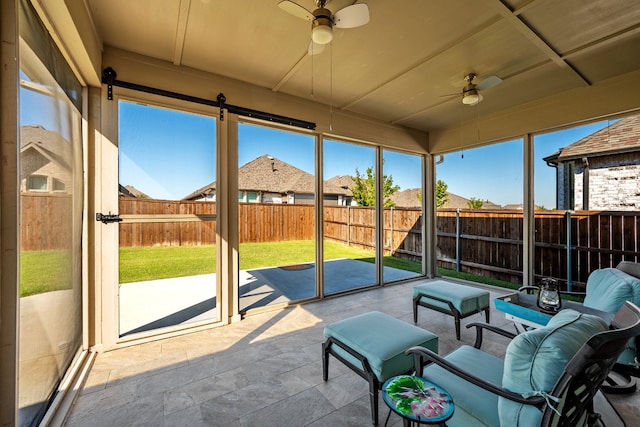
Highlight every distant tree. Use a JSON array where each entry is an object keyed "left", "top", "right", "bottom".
[
  {"left": 351, "top": 166, "right": 400, "bottom": 207},
  {"left": 416, "top": 180, "right": 449, "bottom": 208},
  {"left": 467, "top": 197, "right": 484, "bottom": 209},
  {"left": 436, "top": 180, "right": 448, "bottom": 208}
]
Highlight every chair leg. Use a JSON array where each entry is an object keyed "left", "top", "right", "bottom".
[
  {"left": 601, "top": 365, "right": 637, "bottom": 394},
  {"left": 455, "top": 315, "right": 461, "bottom": 340},
  {"left": 413, "top": 296, "right": 419, "bottom": 323},
  {"left": 485, "top": 307, "right": 490, "bottom": 324},
  {"left": 369, "top": 378, "right": 379, "bottom": 426},
  {"left": 322, "top": 341, "right": 329, "bottom": 381}
]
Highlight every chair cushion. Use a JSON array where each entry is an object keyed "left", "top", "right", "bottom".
[
  {"left": 324, "top": 311, "right": 438, "bottom": 382},
  {"left": 584, "top": 268, "right": 640, "bottom": 368},
  {"left": 422, "top": 345, "right": 504, "bottom": 427},
  {"left": 499, "top": 309, "right": 608, "bottom": 427},
  {"left": 413, "top": 281, "right": 490, "bottom": 314},
  {"left": 583, "top": 268, "right": 640, "bottom": 313}
]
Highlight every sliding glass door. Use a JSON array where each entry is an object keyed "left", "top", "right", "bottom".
[
  {"left": 237, "top": 122, "right": 316, "bottom": 312},
  {"left": 323, "top": 139, "right": 378, "bottom": 294},
  {"left": 117, "top": 101, "right": 217, "bottom": 336}
]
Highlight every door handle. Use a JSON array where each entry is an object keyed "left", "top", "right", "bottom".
[{"left": 96, "top": 212, "right": 122, "bottom": 224}]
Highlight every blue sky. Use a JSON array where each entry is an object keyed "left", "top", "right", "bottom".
[
  {"left": 435, "top": 121, "right": 610, "bottom": 207},
  {"left": 17, "top": 72, "right": 615, "bottom": 208},
  {"left": 116, "top": 101, "right": 609, "bottom": 206}
]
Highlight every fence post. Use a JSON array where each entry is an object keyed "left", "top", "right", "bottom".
[
  {"left": 456, "top": 208, "right": 461, "bottom": 272},
  {"left": 565, "top": 210, "right": 572, "bottom": 292},
  {"left": 390, "top": 206, "right": 394, "bottom": 255},
  {"left": 347, "top": 205, "right": 351, "bottom": 247}
]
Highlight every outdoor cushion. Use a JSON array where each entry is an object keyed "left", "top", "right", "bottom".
[
  {"left": 422, "top": 345, "right": 504, "bottom": 427},
  {"left": 499, "top": 309, "right": 608, "bottom": 427},
  {"left": 583, "top": 268, "right": 640, "bottom": 313},
  {"left": 323, "top": 311, "right": 438, "bottom": 382},
  {"left": 413, "top": 281, "right": 489, "bottom": 314},
  {"left": 583, "top": 268, "right": 640, "bottom": 367}
]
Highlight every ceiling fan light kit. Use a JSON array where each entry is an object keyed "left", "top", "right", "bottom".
[
  {"left": 462, "top": 89, "right": 480, "bottom": 105},
  {"left": 312, "top": 12, "right": 333, "bottom": 44}
]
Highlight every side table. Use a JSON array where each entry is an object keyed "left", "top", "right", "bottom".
[{"left": 382, "top": 375, "right": 454, "bottom": 426}]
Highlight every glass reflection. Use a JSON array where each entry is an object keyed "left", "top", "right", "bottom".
[{"left": 18, "top": 0, "right": 83, "bottom": 423}]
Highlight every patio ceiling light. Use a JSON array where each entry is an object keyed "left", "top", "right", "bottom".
[
  {"left": 312, "top": 20, "right": 333, "bottom": 44},
  {"left": 462, "top": 88, "right": 482, "bottom": 105}
]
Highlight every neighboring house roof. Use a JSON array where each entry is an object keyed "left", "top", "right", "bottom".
[
  {"left": 551, "top": 115, "right": 640, "bottom": 162},
  {"left": 441, "top": 193, "right": 502, "bottom": 209},
  {"left": 326, "top": 175, "right": 355, "bottom": 191},
  {"left": 20, "top": 125, "right": 72, "bottom": 170},
  {"left": 119, "top": 184, "right": 149, "bottom": 198},
  {"left": 391, "top": 189, "right": 502, "bottom": 209},
  {"left": 442, "top": 192, "right": 469, "bottom": 209},
  {"left": 501, "top": 203, "right": 546, "bottom": 210},
  {"left": 391, "top": 188, "right": 421, "bottom": 208},
  {"left": 183, "top": 154, "right": 349, "bottom": 200}
]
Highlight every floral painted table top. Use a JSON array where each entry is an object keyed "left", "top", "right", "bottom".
[{"left": 382, "top": 375, "right": 454, "bottom": 424}]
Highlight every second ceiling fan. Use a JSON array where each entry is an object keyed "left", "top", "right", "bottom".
[{"left": 449, "top": 73, "right": 503, "bottom": 106}]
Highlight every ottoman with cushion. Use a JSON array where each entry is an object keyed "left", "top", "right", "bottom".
[
  {"left": 322, "top": 311, "right": 438, "bottom": 426},
  {"left": 413, "top": 280, "right": 490, "bottom": 340}
]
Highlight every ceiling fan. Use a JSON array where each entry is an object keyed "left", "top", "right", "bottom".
[
  {"left": 278, "top": 0, "right": 370, "bottom": 54},
  {"left": 444, "top": 73, "right": 503, "bottom": 106}
]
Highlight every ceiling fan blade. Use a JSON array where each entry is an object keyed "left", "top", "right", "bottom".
[
  {"left": 333, "top": 3, "right": 369, "bottom": 28},
  {"left": 307, "top": 40, "right": 326, "bottom": 55},
  {"left": 477, "top": 75, "right": 502, "bottom": 91},
  {"left": 278, "top": 0, "right": 314, "bottom": 21}
]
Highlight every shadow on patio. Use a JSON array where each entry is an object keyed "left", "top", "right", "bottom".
[{"left": 120, "top": 258, "right": 418, "bottom": 336}]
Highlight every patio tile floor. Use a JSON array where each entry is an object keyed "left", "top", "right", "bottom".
[{"left": 65, "top": 278, "right": 640, "bottom": 426}]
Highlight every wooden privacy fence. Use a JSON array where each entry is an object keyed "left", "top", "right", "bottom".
[
  {"left": 24, "top": 196, "right": 640, "bottom": 289},
  {"left": 21, "top": 193, "right": 73, "bottom": 251},
  {"left": 118, "top": 198, "right": 217, "bottom": 246},
  {"left": 437, "top": 208, "right": 640, "bottom": 290}
]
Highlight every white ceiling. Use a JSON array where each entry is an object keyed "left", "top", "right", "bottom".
[{"left": 86, "top": 0, "right": 640, "bottom": 133}]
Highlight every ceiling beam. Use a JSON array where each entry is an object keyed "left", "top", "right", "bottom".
[
  {"left": 487, "top": 0, "right": 591, "bottom": 86},
  {"left": 172, "top": 0, "right": 191, "bottom": 65},
  {"left": 272, "top": 52, "right": 310, "bottom": 92}
]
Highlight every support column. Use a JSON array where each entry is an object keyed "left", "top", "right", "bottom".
[
  {"left": 523, "top": 134, "right": 535, "bottom": 286},
  {"left": 0, "top": 0, "right": 19, "bottom": 424},
  {"left": 423, "top": 153, "right": 437, "bottom": 278}
]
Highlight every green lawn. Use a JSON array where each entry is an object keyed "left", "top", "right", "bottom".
[
  {"left": 20, "top": 249, "right": 73, "bottom": 297},
  {"left": 21, "top": 240, "right": 526, "bottom": 295},
  {"left": 119, "top": 240, "right": 377, "bottom": 283}
]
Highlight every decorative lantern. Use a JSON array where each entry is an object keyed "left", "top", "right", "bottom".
[{"left": 537, "top": 277, "right": 562, "bottom": 313}]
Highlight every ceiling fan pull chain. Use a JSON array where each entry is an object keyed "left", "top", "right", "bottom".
[{"left": 329, "top": 41, "right": 333, "bottom": 131}]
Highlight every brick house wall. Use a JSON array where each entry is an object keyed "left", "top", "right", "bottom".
[{"left": 573, "top": 152, "right": 640, "bottom": 210}]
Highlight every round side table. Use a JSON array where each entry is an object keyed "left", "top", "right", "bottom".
[{"left": 382, "top": 375, "right": 454, "bottom": 426}]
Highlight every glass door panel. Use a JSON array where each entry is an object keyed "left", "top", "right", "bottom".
[
  {"left": 118, "top": 101, "right": 217, "bottom": 336},
  {"left": 323, "top": 139, "right": 377, "bottom": 294},
  {"left": 436, "top": 140, "right": 524, "bottom": 285},
  {"left": 18, "top": 12, "right": 83, "bottom": 423},
  {"left": 382, "top": 150, "right": 423, "bottom": 282},
  {"left": 237, "top": 123, "right": 316, "bottom": 312},
  {"left": 533, "top": 120, "right": 617, "bottom": 291}
]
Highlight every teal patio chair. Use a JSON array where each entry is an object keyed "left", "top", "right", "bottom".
[{"left": 405, "top": 302, "right": 640, "bottom": 427}]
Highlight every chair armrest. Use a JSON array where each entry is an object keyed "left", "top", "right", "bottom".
[
  {"left": 405, "top": 345, "right": 545, "bottom": 406},
  {"left": 518, "top": 286, "right": 538, "bottom": 294},
  {"left": 466, "top": 322, "right": 517, "bottom": 349}
]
